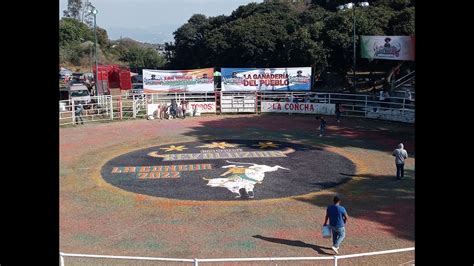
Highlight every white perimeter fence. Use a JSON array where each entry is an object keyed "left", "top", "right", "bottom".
[
  {"left": 59, "top": 91, "right": 414, "bottom": 125},
  {"left": 60, "top": 247, "right": 414, "bottom": 265}
]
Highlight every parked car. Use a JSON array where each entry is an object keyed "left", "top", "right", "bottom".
[
  {"left": 131, "top": 75, "right": 143, "bottom": 83},
  {"left": 68, "top": 83, "right": 91, "bottom": 105},
  {"left": 59, "top": 67, "right": 72, "bottom": 79}
]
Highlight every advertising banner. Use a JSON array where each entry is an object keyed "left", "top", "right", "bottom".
[
  {"left": 143, "top": 68, "right": 214, "bottom": 92},
  {"left": 361, "top": 35, "right": 415, "bottom": 61},
  {"left": 221, "top": 67, "right": 311, "bottom": 91}
]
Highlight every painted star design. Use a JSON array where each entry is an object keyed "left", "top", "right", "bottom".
[
  {"left": 197, "top": 142, "right": 240, "bottom": 149},
  {"left": 252, "top": 142, "right": 280, "bottom": 149},
  {"left": 159, "top": 145, "right": 188, "bottom": 152}
]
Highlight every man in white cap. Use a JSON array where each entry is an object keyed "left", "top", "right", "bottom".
[{"left": 392, "top": 143, "right": 408, "bottom": 180}]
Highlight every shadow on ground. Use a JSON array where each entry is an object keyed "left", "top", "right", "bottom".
[
  {"left": 294, "top": 169, "right": 415, "bottom": 241},
  {"left": 182, "top": 114, "right": 415, "bottom": 157},
  {"left": 181, "top": 115, "right": 415, "bottom": 241},
  {"left": 253, "top": 235, "right": 333, "bottom": 255}
]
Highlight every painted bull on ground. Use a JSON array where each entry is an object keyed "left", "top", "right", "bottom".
[{"left": 203, "top": 160, "right": 289, "bottom": 199}]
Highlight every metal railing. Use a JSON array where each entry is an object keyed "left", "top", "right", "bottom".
[
  {"left": 259, "top": 91, "right": 414, "bottom": 123},
  {"left": 59, "top": 95, "right": 113, "bottom": 125},
  {"left": 60, "top": 247, "right": 414, "bottom": 266},
  {"left": 60, "top": 91, "right": 414, "bottom": 125},
  {"left": 393, "top": 71, "right": 415, "bottom": 90}
]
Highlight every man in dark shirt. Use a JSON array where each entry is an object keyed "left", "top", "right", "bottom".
[
  {"left": 170, "top": 99, "right": 178, "bottom": 119},
  {"left": 323, "top": 196, "right": 348, "bottom": 254},
  {"left": 319, "top": 116, "right": 327, "bottom": 137}
]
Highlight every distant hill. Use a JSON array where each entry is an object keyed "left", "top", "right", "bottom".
[{"left": 110, "top": 38, "right": 166, "bottom": 56}]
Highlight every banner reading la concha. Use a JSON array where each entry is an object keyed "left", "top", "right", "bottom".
[
  {"left": 143, "top": 68, "right": 214, "bottom": 92},
  {"left": 361, "top": 36, "right": 415, "bottom": 61},
  {"left": 221, "top": 67, "right": 312, "bottom": 91}
]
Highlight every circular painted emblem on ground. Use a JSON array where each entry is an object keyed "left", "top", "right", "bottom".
[{"left": 101, "top": 140, "right": 356, "bottom": 200}]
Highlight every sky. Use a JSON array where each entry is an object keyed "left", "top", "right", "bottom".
[{"left": 59, "top": 0, "right": 264, "bottom": 44}]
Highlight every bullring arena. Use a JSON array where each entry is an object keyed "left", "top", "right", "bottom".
[{"left": 60, "top": 92, "right": 415, "bottom": 265}]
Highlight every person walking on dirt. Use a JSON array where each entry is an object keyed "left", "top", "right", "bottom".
[
  {"left": 393, "top": 143, "right": 408, "bottom": 180},
  {"left": 323, "top": 196, "right": 348, "bottom": 255},
  {"left": 319, "top": 116, "right": 327, "bottom": 137}
]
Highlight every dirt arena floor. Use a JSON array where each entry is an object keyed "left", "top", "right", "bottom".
[{"left": 60, "top": 114, "right": 415, "bottom": 265}]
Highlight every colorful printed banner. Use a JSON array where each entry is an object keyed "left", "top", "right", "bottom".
[
  {"left": 361, "top": 36, "right": 415, "bottom": 61},
  {"left": 221, "top": 67, "right": 312, "bottom": 91},
  {"left": 261, "top": 101, "right": 335, "bottom": 115},
  {"left": 143, "top": 68, "right": 214, "bottom": 92}
]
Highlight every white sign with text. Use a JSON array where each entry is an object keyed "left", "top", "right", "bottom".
[{"left": 261, "top": 101, "right": 335, "bottom": 115}]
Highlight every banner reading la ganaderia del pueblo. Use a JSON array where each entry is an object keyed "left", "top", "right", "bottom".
[
  {"left": 361, "top": 36, "right": 415, "bottom": 61},
  {"left": 143, "top": 68, "right": 214, "bottom": 93},
  {"left": 221, "top": 67, "right": 312, "bottom": 91}
]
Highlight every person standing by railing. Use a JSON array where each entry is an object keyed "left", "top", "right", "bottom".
[
  {"left": 155, "top": 103, "right": 162, "bottom": 119},
  {"left": 335, "top": 103, "right": 343, "bottom": 122},
  {"left": 405, "top": 89, "right": 412, "bottom": 102},
  {"left": 75, "top": 103, "right": 84, "bottom": 125},
  {"left": 378, "top": 89, "right": 385, "bottom": 109},
  {"left": 383, "top": 90, "right": 390, "bottom": 109},
  {"left": 180, "top": 99, "right": 188, "bottom": 119},
  {"left": 323, "top": 196, "right": 348, "bottom": 255},
  {"left": 372, "top": 90, "right": 379, "bottom": 112},
  {"left": 170, "top": 99, "right": 178, "bottom": 119}
]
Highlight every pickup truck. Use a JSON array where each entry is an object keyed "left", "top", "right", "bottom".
[{"left": 68, "top": 83, "right": 91, "bottom": 105}]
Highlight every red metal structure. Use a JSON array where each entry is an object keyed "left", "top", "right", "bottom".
[{"left": 94, "top": 65, "right": 132, "bottom": 94}]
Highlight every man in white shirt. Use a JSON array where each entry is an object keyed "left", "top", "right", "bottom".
[{"left": 392, "top": 143, "right": 408, "bottom": 180}]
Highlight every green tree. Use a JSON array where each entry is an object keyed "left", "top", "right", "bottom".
[
  {"left": 96, "top": 27, "right": 110, "bottom": 49},
  {"left": 168, "top": 14, "right": 212, "bottom": 68},
  {"left": 356, "top": 6, "right": 395, "bottom": 36},
  {"left": 287, "top": 27, "right": 328, "bottom": 71},
  {"left": 126, "top": 0, "right": 414, "bottom": 90},
  {"left": 388, "top": 7, "right": 415, "bottom": 35},
  {"left": 371, "top": 0, "right": 413, "bottom": 11},
  {"left": 321, "top": 11, "right": 353, "bottom": 72},
  {"left": 63, "top": 0, "right": 83, "bottom": 20},
  {"left": 59, "top": 18, "right": 93, "bottom": 47},
  {"left": 119, "top": 44, "right": 166, "bottom": 69}
]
